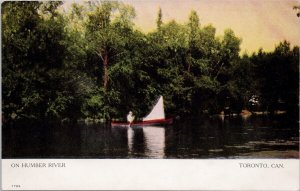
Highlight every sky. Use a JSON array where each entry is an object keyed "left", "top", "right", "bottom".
[
  {"left": 122, "top": 0, "right": 300, "bottom": 54},
  {"left": 64, "top": 0, "right": 300, "bottom": 54}
]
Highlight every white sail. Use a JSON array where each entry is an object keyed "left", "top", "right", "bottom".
[{"left": 143, "top": 96, "right": 165, "bottom": 121}]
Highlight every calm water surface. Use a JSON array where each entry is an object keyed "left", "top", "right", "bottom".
[{"left": 2, "top": 115, "right": 299, "bottom": 158}]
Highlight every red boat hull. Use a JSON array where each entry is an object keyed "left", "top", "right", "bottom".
[{"left": 111, "top": 118, "right": 173, "bottom": 127}]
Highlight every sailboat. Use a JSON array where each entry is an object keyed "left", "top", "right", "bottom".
[{"left": 111, "top": 96, "right": 173, "bottom": 127}]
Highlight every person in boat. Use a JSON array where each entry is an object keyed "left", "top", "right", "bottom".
[{"left": 127, "top": 111, "right": 135, "bottom": 125}]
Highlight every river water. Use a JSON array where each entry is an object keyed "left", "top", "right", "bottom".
[{"left": 2, "top": 115, "right": 299, "bottom": 158}]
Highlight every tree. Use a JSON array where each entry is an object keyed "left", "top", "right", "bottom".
[
  {"left": 187, "top": 10, "right": 200, "bottom": 72},
  {"left": 249, "top": 41, "right": 299, "bottom": 115},
  {"left": 227, "top": 53, "right": 258, "bottom": 111},
  {"left": 85, "top": 1, "right": 136, "bottom": 91},
  {"left": 2, "top": 1, "right": 68, "bottom": 120},
  {"left": 156, "top": 7, "right": 163, "bottom": 29},
  {"left": 3, "top": 1, "right": 297, "bottom": 122},
  {"left": 83, "top": 1, "right": 144, "bottom": 119}
]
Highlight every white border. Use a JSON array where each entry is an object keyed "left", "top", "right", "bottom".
[{"left": 2, "top": 159, "right": 300, "bottom": 190}]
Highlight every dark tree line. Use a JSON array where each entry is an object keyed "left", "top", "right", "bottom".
[{"left": 2, "top": 1, "right": 299, "bottom": 123}]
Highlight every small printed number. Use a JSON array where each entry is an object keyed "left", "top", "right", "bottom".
[{"left": 12, "top": 185, "right": 21, "bottom": 188}]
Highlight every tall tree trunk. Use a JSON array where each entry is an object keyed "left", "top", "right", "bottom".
[
  {"left": 187, "top": 63, "right": 191, "bottom": 73},
  {"left": 187, "top": 52, "right": 191, "bottom": 73},
  {"left": 103, "top": 52, "right": 109, "bottom": 91}
]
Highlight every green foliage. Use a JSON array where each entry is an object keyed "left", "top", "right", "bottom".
[
  {"left": 253, "top": 42, "right": 299, "bottom": 114},
  {"left": 2, "top": 2, "right": 298, "bottom": 122}
]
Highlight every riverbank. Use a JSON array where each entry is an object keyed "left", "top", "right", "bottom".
[{"left": 220, "top": 109, "right": 287, "bottom": 117}]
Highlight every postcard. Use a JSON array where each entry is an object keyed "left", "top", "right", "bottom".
[{"left": 1, "top": 0, "right": 299, "bottom": 190}]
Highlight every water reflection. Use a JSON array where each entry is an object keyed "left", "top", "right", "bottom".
[
  {"left": 127, "top": 127, "right": 134, "bottom": 154},
  {"left": 143, "top": 126, "right": 165, "bottom": 158},
  {"left": 2, "top": 115, "right": 299, "bottom": 158},
  {"left": 127, "top": 126, "right": 165, "bottom": 158},
  {"left": 126, "top": 127, "right": 145, "bottom": 157}
]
